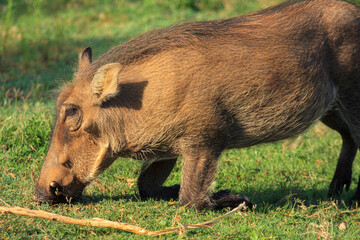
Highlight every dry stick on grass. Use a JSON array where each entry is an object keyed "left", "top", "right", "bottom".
[{"left": 0, "top": 201, "right": 246, "bottom": 236}]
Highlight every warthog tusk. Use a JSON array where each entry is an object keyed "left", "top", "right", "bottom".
[{"left": 55, "top": 190, "right": 62, "bottom": 196}]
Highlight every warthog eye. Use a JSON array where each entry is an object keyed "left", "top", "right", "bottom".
[
  {"left": 63, "top": 105, "right": 82, "bottom": 132},
  {"left": 62, "top": 159, "right": 73, "bottom": 169},
  {"left": 65, "top": 106, "right": 78, "bottom": 118}
]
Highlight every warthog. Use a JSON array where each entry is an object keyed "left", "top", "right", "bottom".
[{"left": 36, "top": 0, "right": 360, "bottom": 209}]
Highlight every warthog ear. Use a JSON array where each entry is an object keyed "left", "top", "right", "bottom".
[
  {"left": 92, "top": 63, "right": 123, "bottom": 104},
  {"left": 79, "top": 47, "right": 92, "bottom": 70}
]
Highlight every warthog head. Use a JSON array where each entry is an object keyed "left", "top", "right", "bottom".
[{"left": 36, "top": 47, "right": 124, "bottom": 203}]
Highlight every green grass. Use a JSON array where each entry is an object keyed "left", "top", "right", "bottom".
[{"left": 1, "top": 0, "right": 360, "bottom": 239}]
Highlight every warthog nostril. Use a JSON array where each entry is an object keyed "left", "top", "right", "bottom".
[
  {"left": 49, "top": 181, "right": 64, "bottom": 196},
  {"left": 50, "top": 181, "right": 57, "bottom": 188}
]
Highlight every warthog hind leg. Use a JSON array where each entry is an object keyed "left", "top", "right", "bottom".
[
  {"left": 321, "top": 109, "right": 357, "bottom": 197},
  {"left": 333, "top": 87, "right": 360, "bottom": 201}
]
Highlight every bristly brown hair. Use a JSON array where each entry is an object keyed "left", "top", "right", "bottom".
[
  {"left": 36, "top": 0, "right": 360, "bottom": 210},
  {"left": 76, "top": 0, "right": 325, "bottom": 83}
]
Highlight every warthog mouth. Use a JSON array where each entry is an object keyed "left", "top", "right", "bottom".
[
  {"left": 35, "top": 180, "right": 86, "bottom": 204},
  {"left": 36, "top": 188, "right": 80, "bottom": 204}
]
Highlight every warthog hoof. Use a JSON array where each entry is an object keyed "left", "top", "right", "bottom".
[{"left": 211, "top": 189, "right": 253, "bottom": 210}]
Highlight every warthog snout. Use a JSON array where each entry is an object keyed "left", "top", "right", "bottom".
[{"left": 36, "top": 163, "right": 85, "bottom": 203}]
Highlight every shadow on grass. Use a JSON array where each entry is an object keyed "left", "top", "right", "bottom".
[
  {"left": 74, "top": 185, "right": 358, "bottom": 212},
  {"left": 240, "top": 185, "right": 358, "bottom": 212},
  {"left": 77, "top": 193, "right": 141, "bottom": 205}
]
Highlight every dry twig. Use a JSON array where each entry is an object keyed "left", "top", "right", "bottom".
[{"left": 0, "top": 201, "right": 246, "bottom": 236}]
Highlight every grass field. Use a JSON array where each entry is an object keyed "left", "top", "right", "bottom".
[{"left": 1, "top": 0, "right": 360, "bottom": 239}]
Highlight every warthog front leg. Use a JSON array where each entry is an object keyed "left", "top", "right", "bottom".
[
  {"left": 179, "top": 145, "right": 252, "bottom": 210},
  {"left": 137, "top": 158, "right": 180, "bottom": 200}
]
